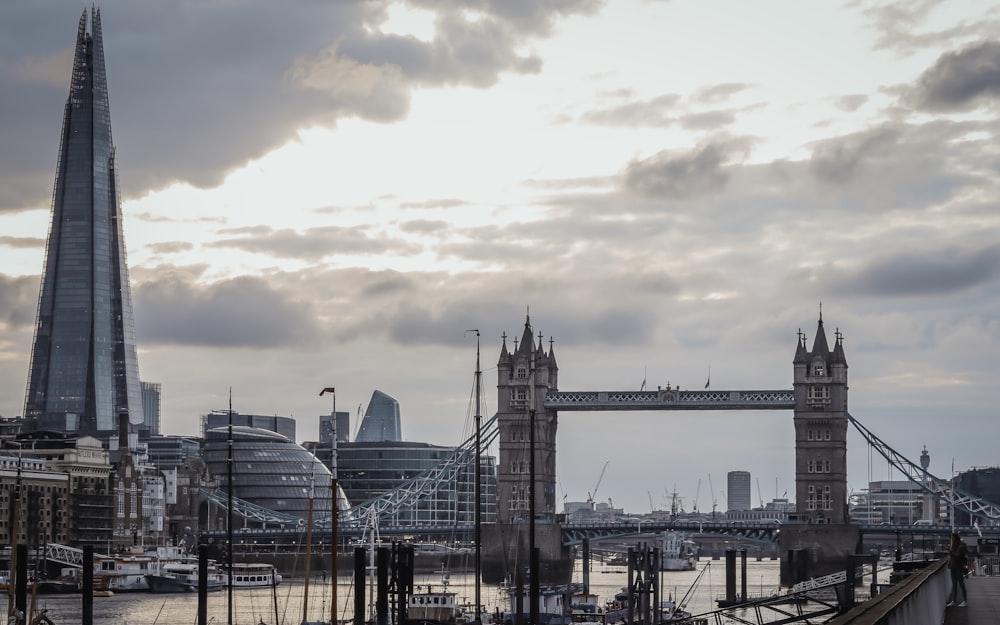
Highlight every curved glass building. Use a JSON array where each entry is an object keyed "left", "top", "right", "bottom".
[{"left": 203, "top": 426, "right": 339, "bottom": 522}]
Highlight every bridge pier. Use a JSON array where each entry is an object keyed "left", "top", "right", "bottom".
[
  {"left": 779, "top": 523, "right": 861, "bottom": 586},
  {"left": 481, "top": 523, "right": 573, "bottom": 585}
]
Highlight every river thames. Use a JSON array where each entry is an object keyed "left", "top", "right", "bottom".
[{"left": 0, "top": 559, "right": 801, "bottom": 625}]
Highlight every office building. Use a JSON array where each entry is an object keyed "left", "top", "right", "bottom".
[
  {"left": 337, "top": 440, "right": 497, "bottom": 526},
  {"left": 23, "top": 9, "right": 145, "bottom": 435},
  {"left": 202, "top": 426, "right": 333, "bottom": 522},
  {"left": 140, "top": 382, "right": 161, "bottom": 435},
  {"left": 727, "top": 470, "right": 752, "bottom": 511},
  {"left": 355, "top": 390, "right": 402, "bottom": 442}
]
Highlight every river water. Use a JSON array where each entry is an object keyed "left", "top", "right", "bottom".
[{"left": 4, "top": 559, "right": 789, "bottom": 625}]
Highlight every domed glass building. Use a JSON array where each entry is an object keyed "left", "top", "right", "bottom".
[{"left": 203, "top": 425, "right": 347, "bottom": 524}]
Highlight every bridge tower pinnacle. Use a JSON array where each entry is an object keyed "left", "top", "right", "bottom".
[
  {"left": 495, "top": 313, "right": 558, "bottom": 523},
  {"left": 792, "top": 316, "right": 849, "bottom": 524}
]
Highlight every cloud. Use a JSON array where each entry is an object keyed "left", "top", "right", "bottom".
[
  {"left": 829, "top": 244, "right": 1000, "bottom": 297},
  {"left": 0, "top": 1, "right": 604, "bottom": 213},
  {"left": 207, "top": 226, "right": 422, "bottom": 261},
  {"left": 905, "top": 41, "right": 1000, "bottom": 112},
  {"left": 622, "top": 137, "right": 753, "bottom": 199},
  {"left": 0, "top": 236, "right": 44, "bottom": 249},
  {"left": 0, "top": 274, "right": 39, "bottom": 328},
  {"left": 809, "top": 126, "right": 904, "bottom": 184},
  {"left": 134, "top": 274, "right": 321, "bottom": 348}
]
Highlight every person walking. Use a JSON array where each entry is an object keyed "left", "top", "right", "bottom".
[{"left": 946, "top": 531, "right": 969, "bottom": 607}]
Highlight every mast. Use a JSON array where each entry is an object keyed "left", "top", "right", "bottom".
[
  {"left": 471, "top": 330, "right": 482, "bottom": 621},
  {"left": 321, "top": 387, "right": 339, "bottom": 625},
  {"left": 227, "top": 390, "right": 234, "bottom": 625},
  {"left": 303, "top": 467, "right": 315, "bottom": 623}
]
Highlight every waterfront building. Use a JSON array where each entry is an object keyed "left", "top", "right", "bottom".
[
  {"left": 337, "top": 440, "right": 497, "bottom": 525},
  {"left": 849, "top": 480, "right": 933, "bottom": 525},
  {"left": 9, "top": 432, "right": 115, "bottom": 551},
  {"left": 202, "top": 411, "right": 296, "bottom": 441},
  {"left": 355, "top": 390, "right": 403, "bottom": 442},
  {"left": 23, "top": 9, "right": 145, "bottom": 436},
  {"left": 727, "top": 470, "right": 752, "bottom": 511},
  {"left": 202, "top": 426, "right": 333, "bottom": 524}
]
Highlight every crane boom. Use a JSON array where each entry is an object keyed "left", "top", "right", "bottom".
[{"left": 588, "top": 460, "right": 610, "bottom": 505}]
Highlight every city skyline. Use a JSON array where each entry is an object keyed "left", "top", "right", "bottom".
[{"left": 0, "top": 2, "right": 998, "bottom": 513}]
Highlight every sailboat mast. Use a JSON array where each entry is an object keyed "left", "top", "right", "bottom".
[
  {"left": 320, "top": 386, "right": 339, "bottom": 625},
  {"left": 303, "top": 468, "right": 315, "bottom": 623},
  {"left": 472, "top": 330, "right": 482, "bottom": 621},
  {"left": 227, "top": 390, "right": 234, "bottom": 625}
]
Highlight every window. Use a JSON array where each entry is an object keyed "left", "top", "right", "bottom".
[
  {"left": 515, "top": 389, "right": 527, "bottom": 401},
  {"left": 807, "top": 385, "right": 831, "bottom": 405},
  {"left": 516, "top": 367, "right": 527, "bottom": 380}
]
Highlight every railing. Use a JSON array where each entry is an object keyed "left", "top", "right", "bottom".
[{"left": 827, "top": 558, "right": 949, "bottom": 625}]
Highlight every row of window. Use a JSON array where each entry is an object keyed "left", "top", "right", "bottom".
[
  {"left": 805, "top": 429, "right": 831, "bottom": 441},
  {"left": 806, "top": 460, "right": 832, "bottom": 473}
]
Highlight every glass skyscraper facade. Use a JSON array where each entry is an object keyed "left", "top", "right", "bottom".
[
  {"left": 355, "top": 390, "right": 402, "bottom": 442},
  {"left": 24, "top": 9, "right": 144, "bottom": 434}
]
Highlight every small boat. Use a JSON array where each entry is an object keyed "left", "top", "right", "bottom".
[{"left": 226, "top": 562, "right": 282, "bottom": 588}]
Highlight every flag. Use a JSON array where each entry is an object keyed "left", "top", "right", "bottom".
[
  {"left": 320, "top": 387, "right": 335, "bottom": 396},
  {"left": 704, "top": 366, "right": 711, "bottom": 389},
  {"left": 974, "top": 520, "right": 982, "bottom": 537}
]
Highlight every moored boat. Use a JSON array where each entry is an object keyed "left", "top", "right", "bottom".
[
  {"left": 146, "top": 561, "right": 224, "bottom": 593},
  {"left": 226, "top": 562, "right": 282, "bottom": 588}
]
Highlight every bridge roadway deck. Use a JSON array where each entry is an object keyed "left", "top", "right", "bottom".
[{"left": 943, "top": 575, "right": 1000, "bottom": 625}]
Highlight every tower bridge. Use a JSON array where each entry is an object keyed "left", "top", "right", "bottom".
[{"left": 202, "top": 312, "right": 998, "bottom": 585}]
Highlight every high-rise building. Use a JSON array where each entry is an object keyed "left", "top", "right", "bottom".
[
  {"left": 355, "top": 390, "right": 402, "bottom": 442},
  {"left": 727, "top": 470, "right": 752, "bottom": 511},
  {"left": 140, "top": 381, "right": 161, "bottom": 435},
  {"left": 23, "top": 9, "right": 144, "bottom": 435}
]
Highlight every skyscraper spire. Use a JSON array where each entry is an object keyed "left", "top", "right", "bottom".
[{"left": 24, "top": 9, "right": 144, "bottom": 434}]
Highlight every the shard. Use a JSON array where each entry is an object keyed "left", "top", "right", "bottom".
[{"left": 24, "top": 9, "right": 144, "bottom": 434}]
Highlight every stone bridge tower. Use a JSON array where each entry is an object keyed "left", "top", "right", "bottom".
[
  {"left": 482, "top": 314, "right": 570, "bottom": 585},
  {"left": 495, "top": 314, "right": 559, "bottom": 523},
  {"left": 793, "top": 314, "right": 849, "bottom": 524}
]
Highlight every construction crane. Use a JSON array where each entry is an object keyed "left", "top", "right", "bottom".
[
  {"left": 587, "top": 460, "right": 610, "bottom": 508},
  {"left": 708, "top": 474, "right": 718, "bottom": 520},
  {"left": 756, "top": 478, "right": 765, "bottom": 508},
  {"left": 693, "top": 479, "right": 701, "bottom": 514}
]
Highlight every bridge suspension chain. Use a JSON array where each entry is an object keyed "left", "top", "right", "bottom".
[
  {"left": 340, "top": 413, "right": 500, "bottom": 528},
  {"left": 847, "top": 411, "right": 1000, "bottom": 523}
]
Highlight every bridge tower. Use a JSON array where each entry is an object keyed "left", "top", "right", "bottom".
[
  {"left": 495, "top": 313, "right": 559, "bottom": 523},
  {"left": 482, "top": 313, "right": 571, "bottom": 585},
  {"left": 792, "top": 313, "right": 849, "bottom": 524}
]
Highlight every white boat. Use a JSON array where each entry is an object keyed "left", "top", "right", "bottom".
[
  {"left": 226, "top": 562, "right": 282, "bottom": 588},
  {"left": 95, "top": 546, "right": 187, "bottom": 592},
  {"left": 659, "top": 532, "right": 697, "bottom": 571},
  {"left": 407, "top": 585, "right": 461, "bottom": 624}
]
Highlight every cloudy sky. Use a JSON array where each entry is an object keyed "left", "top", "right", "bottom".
[{"left": 1, "top": 0, "right": 999, "bottom": 514}]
